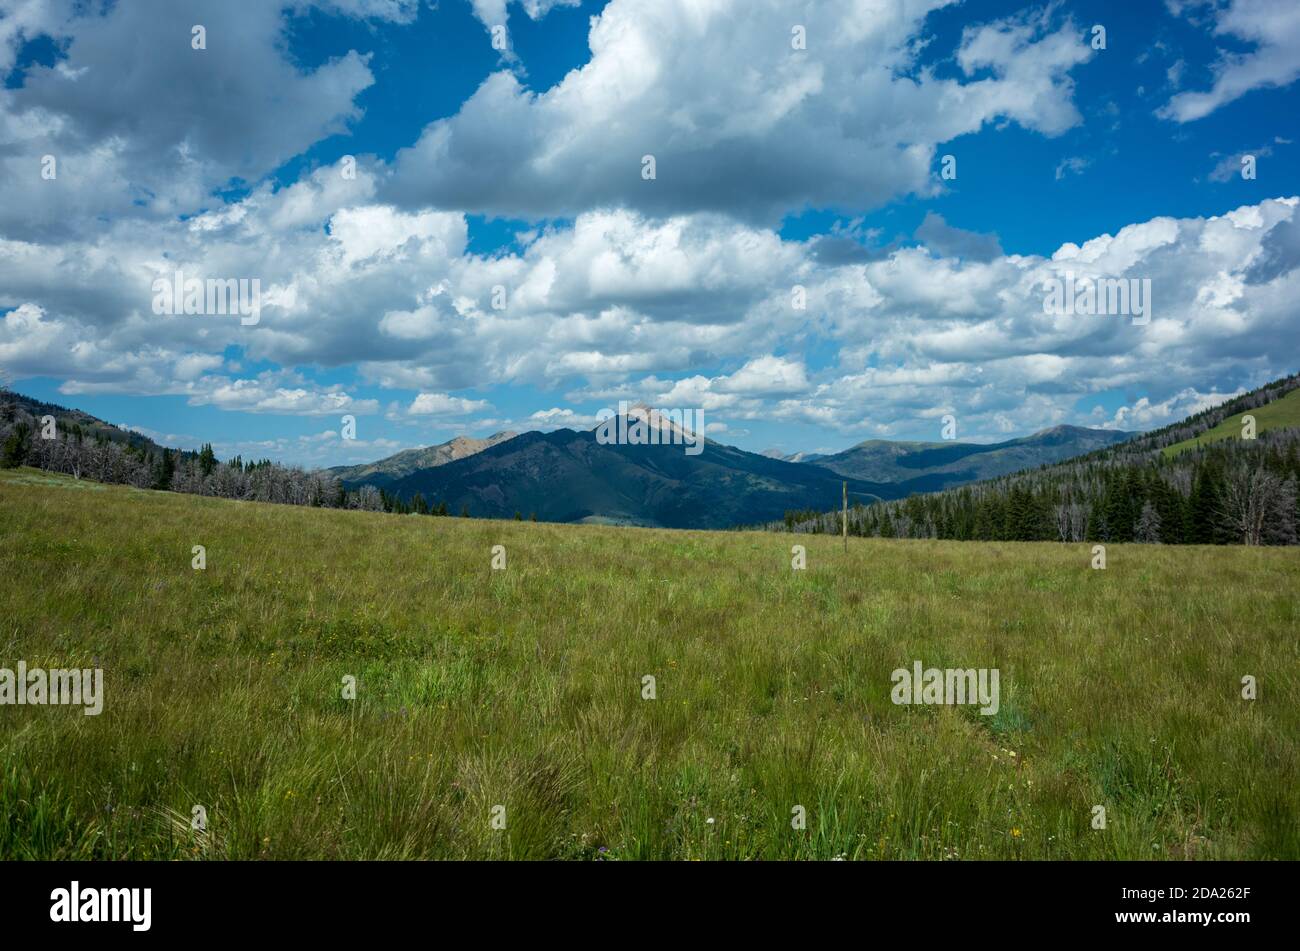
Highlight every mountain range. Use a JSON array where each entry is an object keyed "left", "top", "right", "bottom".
[
  {"left": 335, "top": 417, "right": 1135, "bottom": 529},
  {"left": 2, "top": 386, "right": 1147, "bottom": 531},
  {"left": 360, "top": 427, "right": 890, "bottom": 528},
  {"left": 810, "top": 425, "right": 1134, "bottom": 487},
  {"left": 329, "top": 431, "right": 518, "bottom": 487}
]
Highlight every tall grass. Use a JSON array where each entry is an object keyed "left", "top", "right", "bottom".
[{"left": 0, "top": 468, "right": 1296, "bottom": 859}]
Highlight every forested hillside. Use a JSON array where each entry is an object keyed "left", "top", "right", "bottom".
[
  {"left": 0, "top": 388, "right": 360, "bottom": 510},
  {"left": 770, "top": 374, "right": 1300, "bottom": 546}
]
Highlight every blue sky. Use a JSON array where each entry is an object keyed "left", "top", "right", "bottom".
[{"left": 1, "top": 0, "right": 1298, "bottom": 465}]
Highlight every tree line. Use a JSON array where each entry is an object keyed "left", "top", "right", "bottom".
[
  {"left": 766, "top": 374, "right": 1300, "bottom": 546},
  {"left": 0, "top": 390, "right": 493, "bottom": 519}
]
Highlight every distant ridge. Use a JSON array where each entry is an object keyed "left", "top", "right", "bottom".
[
  {"left": 375, "top": 423, "right": 890, "bottom": 528},
  {"left": 769, "top": 372, "right": 1300, "bottom": 545},
  {"left": 806, "top": 424, "right": 1134, "bottom": 488},
  {"left": 337, "top": 412, "right": 1136, "bottom": 529},
  {"left": 761, "top": 448, "right": 827, "bottom": 464},
  {"left": 330, "top": 431, "right": 518, "bottom": 487},
  {"left": 0, "top": 388, "right": 169, "bottom": 457}
]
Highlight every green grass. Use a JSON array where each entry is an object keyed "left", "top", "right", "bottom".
[
  {"left": 1162, "top": 387, "right": 1300, "bottom": 457},
  {"left": 0, "top": 467, "right": 1297, "bottom": 860}
]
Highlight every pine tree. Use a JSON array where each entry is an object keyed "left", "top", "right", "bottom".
[
  {"left": 1185, "top": 467, "right": 1220, "bottom": 544},
  {"left": 1102, "top": 478, "right": 1132, "bottom": 543},
  {"left": 973, "top": 498, "right": 997, "bottom": 540},
  {"left": 1151, "top": 478, "right": 1184, "bottom": 545},
  {"left": 154, "top": 449, "right": 176, "bottom": 490},
  {"left": 0, "top": 422, "right": 30, "bottom": 468}
]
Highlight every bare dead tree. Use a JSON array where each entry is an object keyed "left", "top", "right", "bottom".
[{"left": 1218, "top": 466, "right": 1283, "bottom": 546}]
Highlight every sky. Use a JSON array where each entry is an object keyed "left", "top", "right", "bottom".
[{"left": 1, "top": 0, "right": 1298, "bottom": 466}]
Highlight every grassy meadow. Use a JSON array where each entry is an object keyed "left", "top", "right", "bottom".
[
  {"left": 1162, "top": 386, "right": 1300, "bottom": 457},
  {"left": 0, "top": 466, "right": 1297, "bottom": 860}
]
